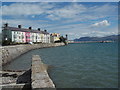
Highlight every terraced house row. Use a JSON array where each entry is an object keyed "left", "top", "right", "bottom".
[{"left": 2, "top": 23, "right": 60, "bottom": 45}]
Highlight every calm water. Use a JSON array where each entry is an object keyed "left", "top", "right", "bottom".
[{"left": 3, "top": 42, "right": 118, "bottom": 88}]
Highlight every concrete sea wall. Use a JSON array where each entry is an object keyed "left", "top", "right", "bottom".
[
  {"left": 1, "top": 55, "right": 56, "bottom": 89},
  {"left": 32, "top": 55, "right": 55, "bottom": 88},
  {"left": 1, "top": 43, "right": 65, "bottom": 66}
]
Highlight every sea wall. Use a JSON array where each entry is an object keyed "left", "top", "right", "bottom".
[
  {"left": 31, "top": 55, "right": 55, "bottom": 88},
  {"left": 1, "top": 43, "right": 65, "bottom": 66}
]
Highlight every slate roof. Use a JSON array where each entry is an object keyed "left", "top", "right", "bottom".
[{"left": 3, "top": 26, "right": 49, "bottom": 34}]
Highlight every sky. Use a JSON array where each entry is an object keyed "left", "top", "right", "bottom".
[
  {"left": 1, "top": 0, "right": 120, "bottom": 2},
  {"left": 1, "top": 2, "right": 119, "bottom": 40}
]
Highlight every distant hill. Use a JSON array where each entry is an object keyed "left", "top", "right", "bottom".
[{"left": 74, "top": 35, "right": 119, "bottom": 41}]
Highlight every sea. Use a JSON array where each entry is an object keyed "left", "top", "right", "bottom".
[{"left": 3, "top": 42, "right": 118, "bottom": 88}]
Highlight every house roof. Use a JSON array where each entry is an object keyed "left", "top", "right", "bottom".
[{"left": 3, "top": 26, "right": 49, "bottom": 34}]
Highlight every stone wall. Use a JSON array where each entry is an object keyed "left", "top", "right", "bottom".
[
  {"left": 31, "top": 55, "right": 55, "bottom": 88},
  {"left": 1, "top": 83, "right": 25, "bottom": 90},
  {"left": 1, "top": 43, "right": 65, "bottom": 66}
]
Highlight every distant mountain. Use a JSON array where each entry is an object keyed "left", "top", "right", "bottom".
[{"left": 74, "top": 35, "right": 119, "bottom": 41}]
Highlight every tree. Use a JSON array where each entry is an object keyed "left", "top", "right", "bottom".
[{"left": 59, "top": 36, "right": 67, "bottom": 45}]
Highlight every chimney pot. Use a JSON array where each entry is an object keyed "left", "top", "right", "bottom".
[
  {"left": 29, "top": 27, "right": 32, "bottom": 30},
  {"left": 18, "top": 25, "right": 21, "bottom": 28},
  {"left": 4, "top": 23, "right": 8, "bottom": 27},
  {"left": 38, "top": 28, "right": 40, "bottom": 31},
  {"left": 44, "top": 30, "right": 47, "bottom": 32}
]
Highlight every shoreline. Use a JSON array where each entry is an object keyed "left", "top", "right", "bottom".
[
  {"left": 68, "top": 41, "right": 115, "bottom": 44},
  {"left": 1, "top": 43, "right": 65, "bottom": 66},
  {"left": 1, "top": 43, "right": 65, "bottom": 89}
]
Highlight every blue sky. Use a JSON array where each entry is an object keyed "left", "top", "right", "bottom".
[{"left": 1, "top": 2, "right": 118, "bottom": 40}]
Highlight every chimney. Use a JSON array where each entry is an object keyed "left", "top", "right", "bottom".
[
  {"left": 18, "top": 25, "right": 21, "bottom": 28},
  {"left": 38, "top": 28, "right": 40, "bottom": 31},
  {"left": 29, "top": 27, "right": 32, "bottom": 30},
  {"left": 4, "top": 23, "right": 8, "bottom": 27},
  {"left": 44, "top": 30, "right": 47, "bottom": 32}
]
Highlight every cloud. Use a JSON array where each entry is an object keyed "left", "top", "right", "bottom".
[
  {"left": 31, "top": 15, "right": 35, "bottom": 18},
  {"left": 45, "top": 3, "right": 87, "bottom": 20},
  {"left": 51, "top": 4, "right": 86, "bottom": 18},
  {"left": 1, "top": 2, "right": 118, "bottom": 39},
  {"left": 2, "top": 18, "right": 118, "bottom": 40},
  {"left": 46, "top": 14, "right": 60, "bottom": 20},
  {"left": 86, "top": 31, "right": 118, "bottom": 37},
  {"left": 46, "top": 3, "right": 117, "bottom": 21},
  {"left": 2, "top": 2, "right": 117, "bottom": 21},
  {"left": 48, "top": 22, "right": 118, "bottom": 39},
  {"left": 92, "top": 20, "right": 110, "bottom": 27},
  {"left": 2, "top": 0, "right": 120, "bottom": 2},
  {"left": 2, "top": 3, "right": 54, "bottom": 16},
  {"left": 2, "top": 19, "right": 53, "bottom": 31}
]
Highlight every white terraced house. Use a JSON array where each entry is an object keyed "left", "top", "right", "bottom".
[{"left": 2, "top": 24, "right": 51, "bottom": 44}]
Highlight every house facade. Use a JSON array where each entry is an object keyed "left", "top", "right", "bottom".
[
  {"left": 50, "top": 33, "right": 60, "bottom": 43},
  {"left": 2, "top": 24, "right": 51, "bottom": 45}
]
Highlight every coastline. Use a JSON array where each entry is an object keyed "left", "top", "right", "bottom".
[{"left": 1, "top": 43, "right": 65, "bottom": 66}]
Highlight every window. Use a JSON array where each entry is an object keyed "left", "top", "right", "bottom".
[
  {"left": 22, "top": 35, "right": 24, "bottom": 39},
  {"left": 14, "top": 35, "right": 16, "bottom": 38}
]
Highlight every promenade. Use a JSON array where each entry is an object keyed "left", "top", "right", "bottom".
[{"left": 1, "top": 43, "right": 65, "bottom": 89}]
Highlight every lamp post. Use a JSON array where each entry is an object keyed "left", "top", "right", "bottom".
[{"left": 66, "top": 34, "right": 68, "bottom": 40}]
